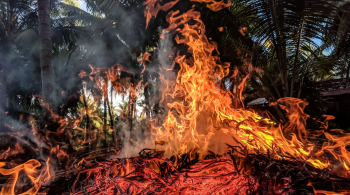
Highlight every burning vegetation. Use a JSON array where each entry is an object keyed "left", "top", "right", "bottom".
[{"left": 1, "top": 0, "right": 350, "bottom": 194}]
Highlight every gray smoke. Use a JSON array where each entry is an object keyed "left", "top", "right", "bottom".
[{"left": 112, "top": 30, "right": 177, "bottom": 158}]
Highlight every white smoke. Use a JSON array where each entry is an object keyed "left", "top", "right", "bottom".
[{"left": 112, "top": 29, "right": 177, "bottom": 158}]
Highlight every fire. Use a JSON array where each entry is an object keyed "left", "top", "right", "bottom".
[
  {"left": 144, "top": 0, "right": 350, "bottom": 174},
  {"left": 143, "top": 0, "right": 180, "bottom": 28},
  {"left": 2, "top": 0, "right": 350, "bottom": 194},
  {"left": 0, "top": 159, "right": 50, "bottom": 195},
  {"left": 191, "top": 0, "right": 231, "bottom": 11},
  {"left": 0, "top": 143, "right": 24, "bottom": 160}
]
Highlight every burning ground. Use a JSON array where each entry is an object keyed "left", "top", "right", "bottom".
[{"left": 1, "top": 0, "right": 350, "bottom": 194}]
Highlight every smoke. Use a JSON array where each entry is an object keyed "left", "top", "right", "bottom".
[
  {"left": 0, "top": 107, "right": 57, "bottom": 188},
  {"left": 112, "top": 30, "right": 177, "bottom": 158},
  {"left": 0, "top": 108, "right": 43, "bottom": 153},
  {"left": 53, "top": 29, "right": 134, "bottom": 109},
  {"left": 150, "top": 29, "right": 176, "bottom": 111},
  {"left": 157, "top": 30, "right": 175, "bottom": 74},
  {"left": 50, "top": 1, "right": 151, "bottom": 109},
  {"left": 115, "top": 122, "right": 154, "bottom": 158}
]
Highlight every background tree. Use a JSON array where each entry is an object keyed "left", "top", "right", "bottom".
[
  {"left": 224, "top": 0, "right": 347, "bottom": 122},
  {"left": 38, "top": 0, "right": 56, "bottom": 109},
  {"left": 0, "top": 0, "right": 39, "bottom": 129},
  {"left": 332, "top": 2, "right": 350, "bottom": 78}
]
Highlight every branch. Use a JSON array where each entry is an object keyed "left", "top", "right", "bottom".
[
  {"left": 290, "top": 16, "right": 306, "bottom": 97},
  {"left": 252, "top": 73, "right": 286, "bottom": 123},
  {"left": 269, "top": 0, "right": 288, "bottom": 97}
]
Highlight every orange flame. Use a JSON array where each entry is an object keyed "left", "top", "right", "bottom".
[
  {"left": 191, "top": 0, "right": 231, "bottom": 11},
  {"left": 143, "top": 0, "right": 180, "bottom": 28},
  {"left": 0, "top": 159, "right": 51, "bottom": 195},
  {"left": 144, "top": 0, "right": 350, "bottom": 174}
]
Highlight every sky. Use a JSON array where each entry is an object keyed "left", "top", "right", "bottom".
[{"left": 78, "top": 0, "right": 88, "bottom": 12}]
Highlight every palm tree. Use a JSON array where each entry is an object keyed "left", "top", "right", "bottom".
[
  {"left": 332, "top": 2, "right": 350, "bottom": 78},
  {"left": 1, "top": 0, "right": 90, "bottom": 118},
  {"left": 38, "top": 0, "right": 56, "bottom": 109},
  {"left": 230, "top": 0, "right": 344, "bottom": 102},
  {"left": 0, "top": 0, "right": 40, "bottom": 129}
]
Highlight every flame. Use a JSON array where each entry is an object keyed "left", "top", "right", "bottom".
[
  {"left": 143, "top": 0, "right": 180, "bottom": 28},
  {"left": 0, "top": 143, "right": 24, "bottom": 160},
  {"left": 140, "top": 52, "right": 151, "bottom": 74},
  {"left": 143, "top": 0, "right": 350, "bottom": 174},
  {"left": 191, "top": 0, "right": 231, "bottom": 11},
  {"left": 0, "top": 159, "right": 47, "bottom": 195}
]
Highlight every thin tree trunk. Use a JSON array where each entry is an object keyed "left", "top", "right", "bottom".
[
  {"left": 128, "top": 87, "right": 133, "bottom": 132},
  {"left": 297, "top": 68, "right": 307, "bottom": 99},
  {"left": 82, "top": 92, "right": 90, "bottom": 148},
  {"left": 266, "top": 72, "right": 282, "bottom": 99},
  {"left": 232, "top": 76, "right": 238, "bottom": 108},
  {"left": 143, "top": 71, "right": 150, "bottom": 123},
  {"left": 133, "top": 98, "right": 137, "bottom": 123},
  {"left": 290, "top": 17, "right": 306, "bottom": 97},
  {"left": 0, "top": 58, "right": 8, "bottom": 111},
  {"left": 297, "top": 44, "right": 327, "bottom": 98},
  {"left": 254, "top": 74, "right": 286, "bottom": 123},
  {"left": 264, "top": 48, "right": 282, "bottom": 99},
  {"left": 1, "top": 2, "right": 14, "bottom": 131},
  {"left": 103, "top": 96, "right": 107, "bottom": 142},
  {"left": 110, "top": 86, "right": 118, "bottom": 145},
  {"left": 269, "top": 0, "right": 289, "bottom": 97},
  {"left": 110, "top": 85, "right": 113, "bottom": 128},
  {"left": 347, "top": 63, "right": 350, "bottom": 78},
  {"left": 106, "top": 87, "right": 117, "bottom": 146},
  {"left": 0, "top": 52, "right": 9, "bottom": 131},
  {"left": 38, "top": 0, "right": 56, "bottom": 109},
  {"left": 229, "top": 82, "right": 237, "bottom": 108},
  {"left": 130, "top": 103, "right": 134, "bottom": 131}
]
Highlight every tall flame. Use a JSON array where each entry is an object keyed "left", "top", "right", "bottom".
[{"left": 144, "top": 0, "right": 350, "bottom": 173}]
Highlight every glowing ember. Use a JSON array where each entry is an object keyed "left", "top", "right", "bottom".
[{"left": 69, "top": 152, "right": 269, "bottom": 194}]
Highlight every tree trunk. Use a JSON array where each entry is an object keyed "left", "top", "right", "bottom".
[
  {"left": 128, "top": 85, "right": 133, "bottom": 132},
  {"left": 130, "top": 100, "right": 134, "bottom": 131},
  {"left": 347, "top": 63, "right": 350, "bottom": 78},
  {"left": 143, "top": 71, "right": 150, "bottom": 123},
  {"left": 103, "top": 97, "right": 108, "bottom": 141},
  {"left": 297, "top": 43, "right": 327, "bottom": 99},
  {"left": 106, "top": 87, "right": 117, "bottom": 146},
  {"left": 0, "top": 51, "right": 9, "bottom": 131},
  {"left": 1, "top": 2, "right": 15, "bottom": 131},
  {"left": 290, "top": 17, "right": 306, "bottom": 97},
  {"left": 82, "top": 92, "right": 90, "bottom": 148},
  {"left": 268, "top": 0, "right": 289, "bottom": 97},
  {"left": 266, "top": 71, "right": 282, "bottom": 99},
  {"left": 38, "top": 0, "right": 56, "bottom": 109},
  {"left": 0, "top": 61, "right": 8, "bottom": 111},
  {"left": 133, "top": 98, "right": 137, "bottom": 123},
  {"left": 253, "top": 74, "right": 286, "bottom": 123},
  {"left": 109, "top": 86, "right": 118, "bottom": 146}
]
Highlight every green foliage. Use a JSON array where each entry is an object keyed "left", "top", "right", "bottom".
[{"left": 229, "top": 0, "right": 344, "bottom": 100}]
